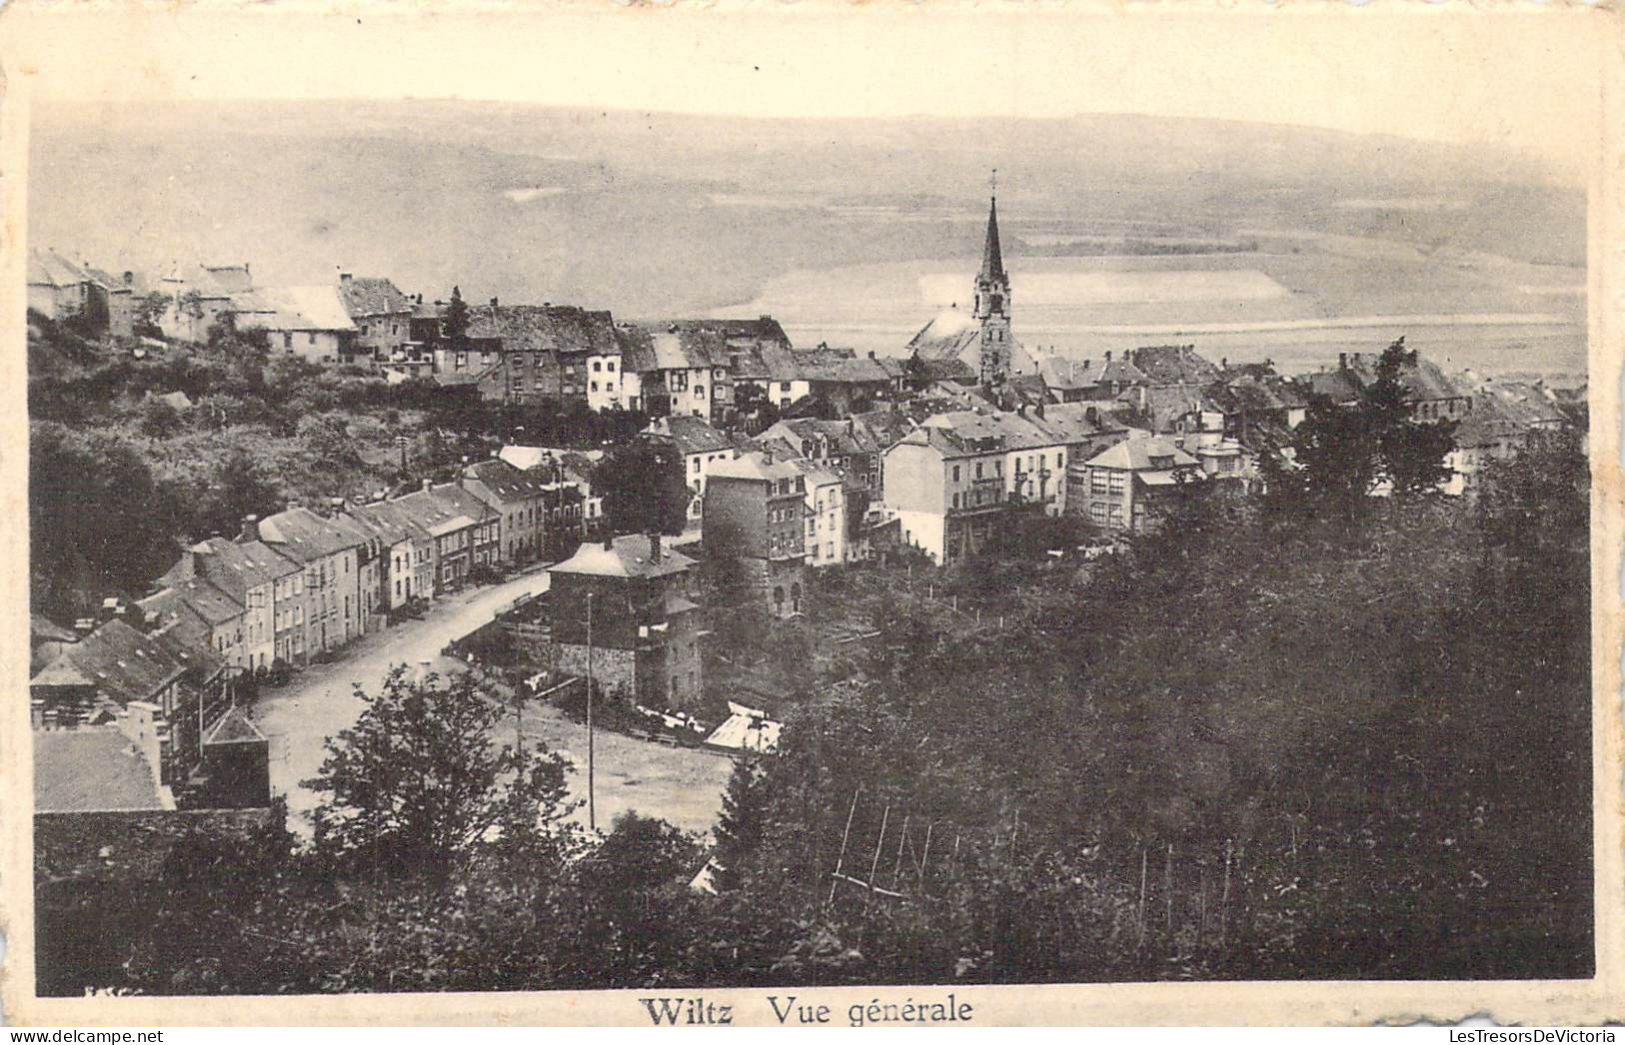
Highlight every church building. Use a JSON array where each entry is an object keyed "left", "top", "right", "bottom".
[{"left": 904, "top": 188, "right": 1037, "bottom": 394}]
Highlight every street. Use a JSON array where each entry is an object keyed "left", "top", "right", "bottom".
[{"left": 250, "top": 564, "right": 732, "bottom": 840}]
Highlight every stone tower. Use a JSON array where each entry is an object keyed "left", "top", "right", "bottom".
[{"left": 972, "top": 192, "right": 1013, "bottom": 390}]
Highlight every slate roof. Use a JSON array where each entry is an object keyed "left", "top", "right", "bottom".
[
  {"left": 1085, "top": 435, "right": 1199, "bottom": 472},
  {"left": 905, "top": 306, "right": 981, "bottom": 363},
  {"left": 139, "top": 575, "right": 242, "bottom": 633},
  {"left": 1029, "top": 402, "right": 1134, "bottom": 444},
  {"left": 256, "top": 506, "right": 368, "bottom": 563},
  {"left": 851, "top": 409, "right": 915, "bottom": 451},
  {"left": 1342, "top": 350, "right": 1466, "bottom": 403},
  {"left": 388, "top": 487, "right": 481, "bottom": 536},
  {"left": 203, "top": 705, "right": 266, "bottom": 746},
  {"left": 619, "top": 324, "right": 738, "bottom": 373},
  {"left": 708, "top": 450, "right": 807, "bottom": 484},
  {"left": 641, "top": 316, "right": 791, "bottom": 348},
  {"left": 1037, "top": 356, "right": 1100, "bottom": 392},
  {"left": 168, "top": 537, "right": 299, "bottom": 602},
  {"left": 1096, "top": 354, "right": 1151, "bottom": 387},
  {"left": 429, "top": 482, "right": 498, "bottom": 524},
  {"left": 348, "top": 498, "right": 433, "bottom": 546},
  {"left": 34, "top": 729, "right": 168, "bottom": 813},
  {"left": 766, "top": 417, "right": 878, "bottom": 458},
  {"left": 30, "top": 618, "right": 224, "bottom": 698},
  {"left": 337, "top": 276, "right": 413, "bottom": 318},
  {"left": 920, "top": 409, "right": 1059, "bottom": 452},
  {"left": 1299, "top": 369, "right": 1364, "bottom": 404},
  {"left": 199, "top": 264, "right": 253, "bottom": 295},
  {"left": 549, "top": 533, "right": 696, "bottom": 580},
  {"left": 652, "top": 415, "right": 736, "bottom": 457},
  {"left": 32, "top": 616, "right": 80, "bottom": 645},
  {"left": 463, "top": 458, "right": 557, "bottom": 502},
  {"left": 468, "top": 304, "right": 619, "bottom": 357},
  {"left": 1118, "top": 345, "right": 1221, "bottom": 387},
  {"left": 84, "top": 265, "right": 133, "bottom": 294},
  {"left": 27, "top": 247, "right": 94, "bottom": 288},
  {"left": 1206, "top": 376, "right": 1310, "bottom": 417},
  {"left": 236, "top": 286, "right": 356, "bottom": 332},
  {"left": 785, "top": 456, "right": 843, "bottom": 489},
  {"left": 1134, "top": 385, "right": 1209, "bottom": 434}
]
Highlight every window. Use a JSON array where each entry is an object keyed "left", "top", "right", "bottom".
[
  {"left": 360, "top": 324, "right": 370, "bottom": 335},
  {"left": 692, "top": 459, "right": 701, "bottom": 474},
  {"left": 456, "top": 352, "right": 467, "bottom": 368},
  {"left": 607, "top": 382, "right": 615, "bottom": 393},
  {"left": 1108, "top": 504, "right": 1125, "bottom": 529},
  {"left": 826, "top": 542, "right": 834, "bottom": 559},
  {"left": 952, "top": 465, "right": 961, "bottom": 483},
  {"left": 975, "top": 462, "right": 983, "bottom": 479},
  {"left": 780, "top": 382, "right": 792, "bottom": 393},
  {"left": 696, "top": 385, "right": 706, "bottom": 399},
  {"left": 1091, "top": 469, "right": 1108, "bottom": 495},
  {"left": 591, "top": 381, "right": 599, "bottom": 392},
  {"left": 1091, "top": 502, "right": 1107, "bottom": 524},
  {"left": 308, "top": 333, "right": 317, "bottom": 345},
  {"left": 1108, "top": 472, "right": 1125, "bottom": 495},
  {"left": 607, "top": 360, "right": 616, "bottom": 372},
  {"left": 593, "top": 361, "right": 602, "bottom": 373}
]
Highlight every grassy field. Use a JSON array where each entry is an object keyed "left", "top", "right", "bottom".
[{"left": 727, "top": 233, "right": 1586, "bottom": 377}]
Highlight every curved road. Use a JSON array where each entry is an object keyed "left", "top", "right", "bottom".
[{"left": 250, "top": 566, "right": 733, "bottom": 838}]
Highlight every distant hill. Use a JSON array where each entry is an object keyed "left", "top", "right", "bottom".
[{"left": 29, "top": 101, "right": 1584, "bottom": 317}]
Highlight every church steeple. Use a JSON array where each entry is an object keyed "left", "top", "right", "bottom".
[
  {"left": 972, "top": 173, "right": 1013, "bottom": 391},
  {"left": 979, "top": 193, "right": 1006, "bottom": 284}
]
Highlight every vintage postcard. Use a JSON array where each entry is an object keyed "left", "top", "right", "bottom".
[{"left": 0, "top": 0, "right": 1620, "bottom": 1027}]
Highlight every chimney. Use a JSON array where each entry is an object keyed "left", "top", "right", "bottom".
[
  {"left": 240, "top": 514, "right": 259, "bottom": 543},
  {"left": 491, "top": 297, "right": 499, "bottom": 310},
  {"left": 123, "top": 270, "right": 134, "bottom": 287},
  {"left": 1339, "top": 352, "right": 1348, "bottom": 371},
  {"left": 1035, "top": 400, "right": 1046, "bottom": 420},
  {"left": 340, "top": 273, "right": 353, "bottom": 284},
  {"left": 603, "top": 530, "right": 615, "bottom": 551},
  {"left": 422, "top": 479, "right": 433, "bottom": 493},
  {"left": 1221, "top": 357, "right": 1228, "bottom": 371},
  {"left": 761, "top": 448, "right": 774, "bottom": 466},
  {"left": 649, "top": 532, "right": 662, "bottom": 563},
  {"left": 1105, "top": 350, "right": 1113, "bottom": 363},
  {"left": 1017, "top": 403, "right": 1027, "bottom": 417},
  {"left": 868, "top": 350, "right": 876, "bottom": 359}
]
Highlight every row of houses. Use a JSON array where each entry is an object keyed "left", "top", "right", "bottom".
[{"left": 132, "top": 459, "right": 593, "bottom": 675}]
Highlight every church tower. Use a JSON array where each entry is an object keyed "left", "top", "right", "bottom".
[{"left": 972, "top": 187, "right": 1013, "bottom": 390}]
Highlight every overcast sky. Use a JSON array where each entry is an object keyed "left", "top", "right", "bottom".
[{"left": 2, "top": 4, "right": 1603, "bottom": 181}]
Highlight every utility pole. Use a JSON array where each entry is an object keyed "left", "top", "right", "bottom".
[{"left": 586, "top": 590, "right": 595, "bottom": 832}]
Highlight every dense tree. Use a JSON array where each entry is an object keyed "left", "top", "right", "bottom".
[
  {"left": 190, "top": 451, "right": 284, "bottom": 541},
  {"left": 443, "top": 285, "right": 470, "bottom": 344},
  {"left": 712, "top": 757, "right": 768, "bottom": 892},
  {"left": 134, "top": 291, "right": 170, "bottom": 338},
  {"left": 304, "top": 667, "right": 581, "bottom": 875},
  {"left": 1267, "top": 337, "right": 1457, "bottom": 516},
  {"left": 30, "top": 422, "right": 186, "bottom": 620},
  {"left": 596, "top": 437, "right": 691, "bottom": 536}
]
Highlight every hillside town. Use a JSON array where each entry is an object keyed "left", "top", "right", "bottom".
[{"left": 27, "top": 194, "right": 1592, "bottom": 994}]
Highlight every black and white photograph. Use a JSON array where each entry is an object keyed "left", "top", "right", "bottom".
[{"left": 1, "top": 3, "right": 1615, "bottom": 1026}]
